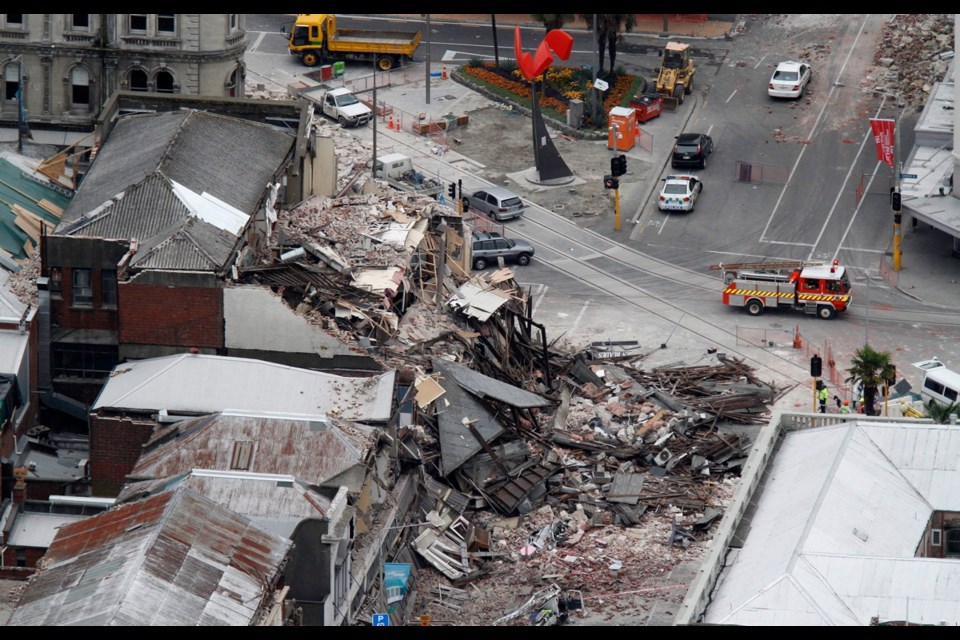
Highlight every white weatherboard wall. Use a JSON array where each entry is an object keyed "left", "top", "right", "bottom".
[{"left": 223, "top": 286, "right": 357, "bottom": 357}]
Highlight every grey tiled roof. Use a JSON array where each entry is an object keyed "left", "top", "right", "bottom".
[
  {"left": 130, "top": 216, "right": 238, "bottom": 271},
  {"left": 60, "top": 109, "right": 294, "bottom": 227}
]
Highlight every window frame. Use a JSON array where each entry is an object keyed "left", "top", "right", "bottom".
[
  {"left": 72, "top": 268, "right": 93, "bottom": 307},
  {"left": 70, "top": 14, "right": 90, "bottom": 31},
  {"left": 128, "top": 13, "right": 148, "bottom": 33},
  {"left": 101, "top": 269, "right": 117, "bottom": 308},
  {"left": 157, "top": 13, "right": 176, "bottom": 34},
  {"left": 70, "top": 65, "right": 90, "bottom": 108},
  {"left": 945, "top": 528, "right": 960, "bottom": 556}
]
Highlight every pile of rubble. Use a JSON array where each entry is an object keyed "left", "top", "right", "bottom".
[{"left": 873, "top": 14, "right": 955, "bottom": 108}]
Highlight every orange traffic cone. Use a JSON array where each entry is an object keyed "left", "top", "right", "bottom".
[
  {"left": 387, "top": 114, "right": 394, "bottom": 130},
  {"left": 441, "top": 64, "right": 448, "bottom": 80}
]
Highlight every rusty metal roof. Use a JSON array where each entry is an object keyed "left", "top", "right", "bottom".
[
  {"left": 128, "top": 411, "right": 378, "bottom": 489},
  {"left": 117, "top": 470, "right": 335, "bottom": 538},
  {"left": 7, "top": 486, "right": 292, "bottom": 626}
]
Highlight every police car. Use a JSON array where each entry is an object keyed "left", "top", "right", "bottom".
[{"left": 657, "top": 175, "right": 703, "bottom": 212}]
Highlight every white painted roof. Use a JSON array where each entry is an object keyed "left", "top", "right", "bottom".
[
  {"left": 92, "top": 353, "right": 395, "bottom": 422},
  {"left": 6, "top": 512, "right": 86, "bottom": 548},
  {"left": 170, "top": 178, "right": 248, "bottom": 235},
  {"left": 706, "top": 422, "right": 960, "bottom": 626}
]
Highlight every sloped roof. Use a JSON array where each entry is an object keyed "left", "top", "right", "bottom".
[
  {"left": 127, "top": 410, "right": 377, "bottom": 488},
  {"left": 7, "top": 486, "right": 291, "bottom": 626},
  {"left": 129, "top": 216, "right": 238, "bottom": 271},
  {"left": 705, "top": 422, "right": 960, "bottom": 626},
  {"left": 92, "top": 353, "right": 395, "bottom": 423},
  {"left": 61, "top": 110, "right": 293, "bottom": 227},
  {"left": 117, "top": 470, "right": 335, "bottom": 539}
]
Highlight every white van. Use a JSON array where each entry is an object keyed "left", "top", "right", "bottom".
[{"left": 913, "top": 358, "right": 960, "bottom": 407}]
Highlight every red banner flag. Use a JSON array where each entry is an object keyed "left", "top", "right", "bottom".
[{"left": 869, "top": 118, "right": 896, "bottom": 169}]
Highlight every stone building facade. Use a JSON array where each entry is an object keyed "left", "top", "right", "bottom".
[{"left": 0, "top": 13, "right": 246, "bottom": 132}]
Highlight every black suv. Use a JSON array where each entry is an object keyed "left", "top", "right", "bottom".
[
  {"left": 471, "top": 232, "right": 535, "bottom": 270},
  {"left": 672, "top": 132, "right": 714, "bottom": 169}
]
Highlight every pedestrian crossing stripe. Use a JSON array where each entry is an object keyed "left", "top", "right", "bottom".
[{"left": 723, "top": 286, "right": 849, "bottom": 303}]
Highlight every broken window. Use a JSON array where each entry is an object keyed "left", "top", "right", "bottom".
[
  {"left": 101, "top": 269, "right": 117, "bottom": 307},
  {"left": 52, "top": 343, "right": 118, "bottom": 379}
]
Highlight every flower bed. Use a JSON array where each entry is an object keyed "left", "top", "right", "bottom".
[{"left": 462, "top": 62, "right": 642, "bottom": 126}]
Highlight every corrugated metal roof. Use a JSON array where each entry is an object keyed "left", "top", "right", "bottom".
[
  {"left": 119, "top": 470, "right": 333, "bottom": 539},
  {"left": 60, "top": 110, "right": 293, "bottom": 229},
  {"left": 92, "top": 353, "right": 395, "bottom": 423},
  {"left": 7, "top": 486, "right": 292, "bottom": 626},
  {"left": 705, "top": 422, "right": 960, "bottom": 626},
  {"left": 127, "top": 411, "right": 376, "bottom": 488}
]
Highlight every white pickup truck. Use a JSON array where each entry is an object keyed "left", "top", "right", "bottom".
[
  {"left": 374, "top": 153, "right": 442, "bottom": 199},
  {"left": 315, "top": 87, "right": 372, "bottom": 127}
]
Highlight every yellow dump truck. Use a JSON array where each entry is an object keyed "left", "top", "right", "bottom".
[{"left": 287, "top": 14, "right": 422, "bottom": 71}]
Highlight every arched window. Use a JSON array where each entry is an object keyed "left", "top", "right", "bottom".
[
  {"left": 129, "top": 69, "right": 148, "bottom": 92},
  {"left": 71, "top": 66, "right": 90, "bottom": 106},
  {"left": 226, "top": 66, "right": 242, "bottom": 98},
  {"left": 155, "top": 69, "right": 174, "bottom": 94}
]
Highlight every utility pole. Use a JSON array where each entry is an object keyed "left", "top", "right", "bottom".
[
  {"left": 491, "top": 15, "right": 499, "bottom": 67},
  {"left": 372, "top": 55, "right": 377, "bottom": 177},
  {"left": 591, "top": 14, "right": 598, "bottom": 126},
  {"left": 612, "top": 121, "right": 620, "bottom": 231},
  {"left": 424, "top": 14, "right": 431, "bottom": 105}
]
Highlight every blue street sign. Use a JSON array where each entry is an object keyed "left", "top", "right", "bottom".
[
  {"left": 900, "top": 173, "right": 918, "bottom": 179},
  {"left": 373, "top": 613, "right": 390, "bottom": 626}
]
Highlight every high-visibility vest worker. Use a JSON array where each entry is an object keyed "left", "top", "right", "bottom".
[
  {"left": 840, "top": 400, "right": 851, "bottom": 414},
  {"left": 818, "top": 386, "right": 829, "bottom": 412}
]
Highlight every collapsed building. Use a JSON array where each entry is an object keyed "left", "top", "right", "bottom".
[{"left": 3, "top": 91, "right": 786, "bottom": 626}]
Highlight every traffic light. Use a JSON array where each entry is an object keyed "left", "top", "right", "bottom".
[
  {"left": 448, "top": 182, "right": 457, "bottom": 199},
  {"left": 810, "top": 354, "right": 822, "bottom": 378},
  {"left": 891, "top": 190, "right": 901, "bottom": 211},
  {"left": 603, "top": 175, "right": 619, "bottom": 190},
  {"left": 610, "top": 154, "right": 627, "bottom": 177}
]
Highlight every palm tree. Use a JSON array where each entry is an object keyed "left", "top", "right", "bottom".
[
  {"left": 927, "top": 399, "right": 960, "bottom": 424},
  {"left": 531, "top": 14, "right": 574, "bottom": 31},
  {"left": 845, "top": 345, "right": 895, "bottom": 416},
  {"left": 579, "top": 14, "right": 636, "bottom": 74}
]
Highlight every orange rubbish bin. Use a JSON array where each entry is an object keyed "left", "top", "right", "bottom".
[{"left": 608, "top": 106, "right": 637, "bottom": 151}]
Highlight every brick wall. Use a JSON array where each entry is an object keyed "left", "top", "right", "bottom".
[
  {"left": 54, "top": 267, "right": 119, "bottom": 332},
  {"left": 89, "top": 413, "right": 157, "bottom": 497},
  {"left": 118, "top": 283, "right": 223, "bottom": 349},
  {"left": 0, "top": 545, "right": 43, "bottom": 576}
]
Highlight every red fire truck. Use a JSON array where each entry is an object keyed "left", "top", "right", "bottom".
[{"left": 710, "top": 260, "right": 853, "bottom": 319}]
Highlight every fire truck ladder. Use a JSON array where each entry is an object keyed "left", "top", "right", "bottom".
[{"left": 708, "top": 260, "right": 824, "bottom": 272}]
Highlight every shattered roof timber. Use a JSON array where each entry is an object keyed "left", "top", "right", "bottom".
[{"left": 432, "top": 356, "right": 553, "bottom": 409}]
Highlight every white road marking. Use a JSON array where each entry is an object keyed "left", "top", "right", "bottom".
[{"left": 571, "top": 300, "right": 591, "bottom": 333}]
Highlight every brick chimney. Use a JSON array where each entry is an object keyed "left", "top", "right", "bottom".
[{"left": 12, "top": 465, "right": 27, "bottom": 505}]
